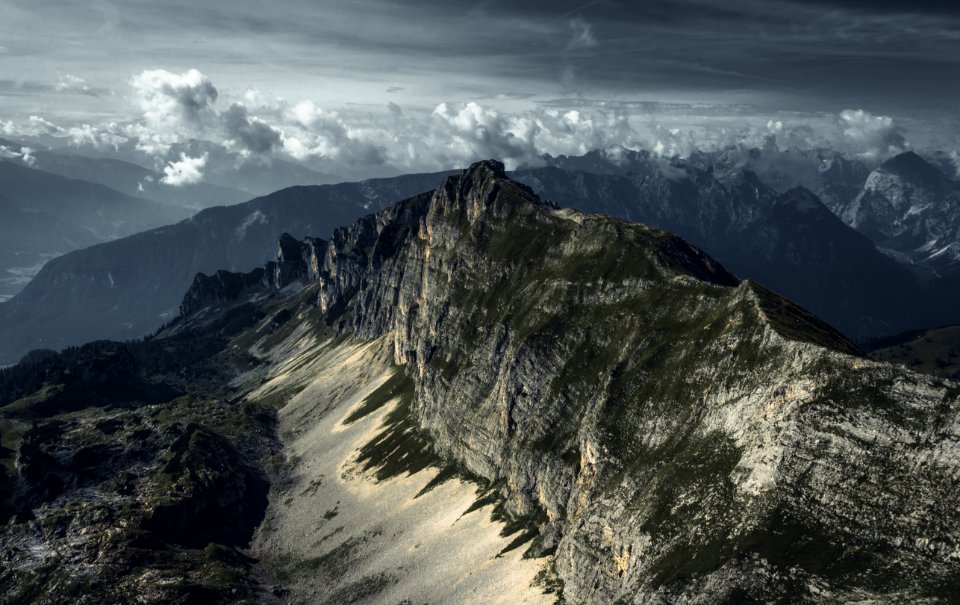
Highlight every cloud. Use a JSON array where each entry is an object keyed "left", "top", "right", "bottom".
[
  {"left": 431, "top": 101, "right": 531, "bottom": 163},
  {"left": 838, "top": 109, "right": 907, "bottom": 159},
  {"left": 0, "top": 61, "right": 937, "bottom": 183},
  {"left": 222, "top": 103, "right": 282, "bottom": 154},
  {"left": 55, "top": 73, "right": 93, "bottom": 95},
  {"left": 28, "top": 115, "right": 63, "bottom": 135},
  {"left": 281, "top": 100, "right": 386, "bottom": 166},
  {"left": 65, "top": 123, "right": 129, "bottom": 149},
  {"left": 235, "top": 210, "right": 267, "bottom": 239},
  {"left": 129, "top": 69, "right": 218, "bottom": 152},
  {"left": 160, "top": 152, "right": 208, "bottom": 186},
  {"left": 425, "top": 102, "right": 630, "bottom": 169},
  {"left": 0, "top": 145, "right": 36, "bottom": 167},
  {"left": 949, "top": 151, "right": 960, "bottom": 178},
  {"left": 567, "top": 17, "right": 597, "bottom": 50}
]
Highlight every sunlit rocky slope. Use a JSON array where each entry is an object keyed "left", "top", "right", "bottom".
[{"left": 2, "top": 161, "right": 959, "bottom": 604}]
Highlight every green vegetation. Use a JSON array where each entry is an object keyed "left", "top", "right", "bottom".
[
  {"left": 871, "top": 325, "right": 960, "bottom": 379},
  {"left": 344, "top": 369, "right": 415, "bottom": 425},
  {"left": 354, "top": 373, "right": 440, "bottom": 482},
  {"left": 0, "top": 294, "right": 281, "bottom": 603},
  {"left": 353, "top": 367, "right": 553, "bottom": 560}
]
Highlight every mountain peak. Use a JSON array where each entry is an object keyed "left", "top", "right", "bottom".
[
  {"left": 436, "top": 158, "right": 550, "bottom": 222},
  {"left": 878, "top": 151, "right": 950, "bottom": 188},
  {"left": 775, "top": 186, "right": 827, "bottom": 214},
  {"left": 465, "top": 158, "right": 507, "bottom": 178}
]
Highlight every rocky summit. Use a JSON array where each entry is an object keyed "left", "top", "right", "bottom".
[{"left": 2, "top": 160, "right": 960, "bottom": 604}]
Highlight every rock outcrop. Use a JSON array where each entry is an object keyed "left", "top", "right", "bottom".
[
  {"left": 267, "top": 233, "right": 325, "bottom": 291},
  {"left": 839, "top": 151, "right": 960, "bottom": 271},
  {"left": 179, "top": 232, "right": 324, "bottom": 319},
  {"left": 302, "top": 159, "right": 960, "bottom": 602},
  {"left": 5, "top": 160, "right": 960, "bottom": 604}
]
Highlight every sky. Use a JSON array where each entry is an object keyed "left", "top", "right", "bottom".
[{"left": 0, "top": 0, "right": 958, "bottom": 180}]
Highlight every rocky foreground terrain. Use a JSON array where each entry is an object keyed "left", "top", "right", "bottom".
[{"left": 2, "top": 161, "right": 960, "bottom": 603}]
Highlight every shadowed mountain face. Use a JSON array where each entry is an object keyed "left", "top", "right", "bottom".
[
  {"left": 871, "top": 324, "right": 960, "bottom": 380},
  {"left": 0, "top": 160, "right": 192, "bottom": 301},
  {"left": 3, "top": 162, "right": 958, "bottom": 603},
  {"left": 0, "top": 171, "right": 454, "bottom": 364},
  {"left": 1, "top": 150, "right": 954, "bottom": 364},
  {"left": 0, "top": 161, "right": 187, "bottom": 237},
  {"left": 514, "top": 165, "right": 933, "bottom": 338},
  {"left": 14, "top": 150, "right": 249, "bottom": 210},
  {"left": 718, "top": 187, "right": 921, "bottom": 337},
  {"left": 836, "top": 151, "right": 960, "bottom": 271}
]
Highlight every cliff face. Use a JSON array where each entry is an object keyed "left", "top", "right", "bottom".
[
  {"left": 0, "top": 170, "right": 454, "bottom": 365},
  {"left": 839, "top": 151, "right": 960, "bottom": 271},
  {"left": 5, "top": 160, "right": 959, "bottom": 603},
  {"left": 512, "top": 166, "right": 929, "bottom": 340},
  {"left": 178, "top": 232, "right": 324, "bottom": 319},
  {"left": 305, "top": 160, "right": 960, "bottom": 602}
]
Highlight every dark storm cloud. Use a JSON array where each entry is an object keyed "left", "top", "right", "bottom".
[
  {"left": 4, "top": 0, "right": 958, "bottom": 118},
  {"left": 1, "top": 0, "right": 957, "bottom": 175},
  {"left": 222, "top": 103, "right": 282, "bottom": 154}
]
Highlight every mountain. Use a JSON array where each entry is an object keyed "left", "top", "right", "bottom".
[
  {"left": 0, "top": 170, "right": 455, "bottom": 364},
  {"left": 514, "top": 164, "right": 930, "bottom": 338},
  {"left": 0, "top": 154, "right": 942, "bottom": 364},
  {"left": 0, "top": 160, "right": 191, "bottom": 300},
  {"left": 0, "top": 139, "right": 249, "bottom": 209},
  {"left": 548, "top": 143, "right": 874, "bottom": 215},
  {"left": 0, "top": 193, "right": 103, "bottom": 301},
  {"left": 720, "top": 187, "right": 921, "bottom": 337},
  {"left": 2, "top": 161, "right": 958, "bottom": 603},
  {"left": 870, "top": 324, "right": 960, "bottom": 379},
  {"left": 0, "top": 160, "right": 188, "bottom": 240},
  {"left": 837, "top": 151, "right": 960, "bottom": 271}
]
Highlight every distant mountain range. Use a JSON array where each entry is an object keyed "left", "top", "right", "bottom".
[
  {"left": 2, "top": 144, "right": 960, "bottom": 364},
  {"left": 513, "top": 158, "right": 931, "bottom": 338},
  {"left": 5, "top": 161, "right": 958, "bottom": 602},
  {"left": 0, "top": 159, "right": 192, "bottom": 301},
  {"left": 836, "top": 151, "right": 960, "bottom": 272},
  {"left": 0, "top": 171, "right": 455, "bottom": 363},
  {"left": 0, "top": 138, "right": 248, "bottom": 209}
]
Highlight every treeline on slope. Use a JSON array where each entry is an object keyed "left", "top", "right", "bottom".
[{"left": 0, "top": 302, "right": 265, "bottom": 417}]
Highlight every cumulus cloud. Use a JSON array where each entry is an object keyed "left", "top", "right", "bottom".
[
  {"left": 0, "top": 63, "right": 936, "bottom": 183},
  {"left": 130, "top": 69, "right": 218, "bottom": 152},
  {"left": 160, "top": 152, "right": 208, "bottom": 186},
  {"left": 222, "top": 103, "right": 282, "bottom": 154},
  {"left": 424, "top": 102, "right": 632, "bottom": 169},
  {"left": 0, "top": 145, "right": 36, "bottom": 166},
  {"left": 281, "top": 100, "right": 386, "bottom": 166},
  {"left": 66, "top": 123, "right": 129, "bottom": 149},
  {"left": 28, "top": 115, "right": 63, "bottom": 135},
  {"left": 838, "top": 109, "right": 907, "bottom": 159},
  {"left": 55, "top": 73, "right": 92, "bottom": 94},
  {"left": 431, "top": 101, "right": 531, "bottom": 161}
]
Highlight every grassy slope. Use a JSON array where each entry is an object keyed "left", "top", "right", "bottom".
[{"left": 871, "top": 325, "right": 960, "bottom": 379}]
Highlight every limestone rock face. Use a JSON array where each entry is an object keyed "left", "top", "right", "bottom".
[
  {"left": 179, "top": 232, "right": 325, "bottom": 319},
  {"left": 839, "top": 151, "right": 960, "bottom": 271},
  {"left": 270, "top": 233, "right": 326, "bottom": 290},
  {"left": 306, "top": 160, "right": 960, "bottom": 602},
  {"left": 179, "top": 268, "right": 267, "bottom": 318},
  {"left": 7, "top": 160, "right": 960, "bottom": 603}
]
